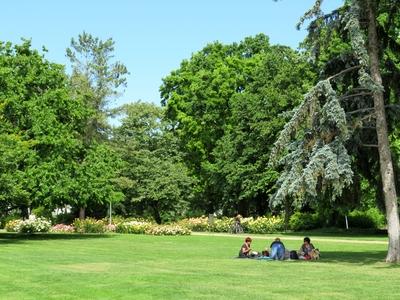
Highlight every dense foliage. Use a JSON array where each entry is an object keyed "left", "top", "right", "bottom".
[
  {"left": 1, "top": 1, "right": 399, "bottom": 263},
  {"left": 160, "top": 34, "right": 315, "bottom": 216}
]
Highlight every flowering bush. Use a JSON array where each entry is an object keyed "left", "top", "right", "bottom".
[
  {"left": 105, "top": 224, "right": 117, "bottom": 232},
  {"left": 115, "top": 221, "right": 151, "bottom": 234},
  {"left": 5, "top": 216, "right": 51, "bottom": 233},
  {"left": 145, "top": 224, "right": 191, "bottom": 236},
  {"left": 245, "top": 216, "right": 284, "bottom": 233},
  {"left": 50, "top": 224, "right": 75, "bottom": 233},
  {"left": 73, "top": 218, "right": 105, "bottom": 233},
  {"left": 5, "top": 219, "right": 23, "bottom": 232},
  {"left": 209, "top": 217, "right": 233, "bottom": 233},
  {"left": 178, "top": 216, "right": 209, "bottom": 231}
]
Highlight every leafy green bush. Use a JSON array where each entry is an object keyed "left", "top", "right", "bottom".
[
  {"left": 54, "top": 212, "right": 75, "bottom": 225},
  {"left": 1, "top": 214, "right": 20, "bottom": 229},
  {"left": 177, "top": 216, "right": 209, "bottom": 231},
  {"left": 347, "top": 208, "right": 385, "bottom": 229},
  {"left": 115, "top": 221, "right": 151, "bottom": 234},
  {"left": 31, "top": 206, "right": 53, "bottom": 220},
  {"left": 73, "top": 218, "right": 106, "bottom": 233},
  {"left": 244, "top": 216, "right": 284, "bottom": 233},
  {"left": 145, "top": 224, "right": 191, "bottom": 236},
  {"left": 289, "top": 212, "right": 321, "bottom": 231},
  {"left": 5, "top": 216, "right": 51, "bottom": 233}
]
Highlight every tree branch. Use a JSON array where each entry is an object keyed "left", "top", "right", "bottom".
[
  {"left": 326, "top": 65, "right": 361, "bottom": 81},
  {"left": 340, "top": 92, "right": 373, "bottom": 101},
  {"left": 346, "top": 107, "right": 374, "bottom": 115},
  {"left": 361, "top": 144, "right": 378, "bottom": 148}
]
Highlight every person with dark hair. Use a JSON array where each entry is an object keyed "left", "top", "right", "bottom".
[
  {"left": 298, "top": 237, "right": 315, "bottom": 260},
  {"left": 269, "top": 237, "right": 285, "bottom": 260},
  {"left": 238, "top": 237, "right": 253, "bottom": 258}
]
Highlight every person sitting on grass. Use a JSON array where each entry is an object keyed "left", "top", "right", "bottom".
[
  {"left": 298, "top": 237, "right": 315, "bottom": 260},
  {"left": 238, "top": 237, "right": 253, "bottom": 258},
  {"left": 270, "top": 237, "right": 285, "bottom": 260}
]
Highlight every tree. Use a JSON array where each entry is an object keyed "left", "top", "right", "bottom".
[
  {"left": 66, "top": 32, "right": 128, "bottom": 218},
  {"left": 271, "top": 0, "right": 400, "bottom": 262},
  {"left": 0, "top": 40, "right": 86, "bottom": 216},
  {"left": 161, "top": 34, "right": 315, "bottom": 215},
  {"left": 212, "top": 45, "right": 315, "bottom": 216},
  {"left": 112, "top": 102, "right": 195, "bottom": 223}
]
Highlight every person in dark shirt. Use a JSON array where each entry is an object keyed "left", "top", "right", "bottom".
[{"left": 238, "top": 237, "right": 252, "bottom": 258}]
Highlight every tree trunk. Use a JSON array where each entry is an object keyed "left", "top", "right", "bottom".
[
  {"left": 367, "top": 0, "right": 400, "bottom": 263},
  {"left": 79, "top": 207, "right": 85, "bottom": 220},
  {"left": 151, "top": 203, "right": 162, "bottom": 224}
]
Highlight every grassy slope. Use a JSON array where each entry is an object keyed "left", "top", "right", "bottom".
[{"left": 0, "top": 232, "right": 398, "bottom": 300}]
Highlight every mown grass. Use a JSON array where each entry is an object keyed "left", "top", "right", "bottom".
[{"left": 0, "top": 231, "right": 398, "bottom": 299}]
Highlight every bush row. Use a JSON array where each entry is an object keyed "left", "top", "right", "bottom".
[
  {"left": 4, "top": 208, "right": 385, "bottom": 235},
  {"left": 5, "top": 217, "right": 191, "bottom": 236},
  {"left": 177, "top": 216, "right": 284, "bottom": 233}
]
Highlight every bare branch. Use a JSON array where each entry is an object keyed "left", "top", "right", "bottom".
[
  {"left": 340, "top": 92, "right": 373, "bottom": 101},
  {"left": 361, "top": 144, "right": 378, "bottom": 148},
  {"left": 346, "top": 107, "right": 374, "bottom": 115},
  {"left": 326, "top": 65, "right": 361, "bottom": 81}
]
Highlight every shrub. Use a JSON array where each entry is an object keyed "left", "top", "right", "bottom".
[
  {"left": 289, "top": 212, "right": 321, "bottom": 231},
  {"left": 73, "top": 218, "right": 106, "bottom": 233},
  {"left": 31, "top": 206, "right": 53, "bottom": 220},
  {"left": 177, "top": 217, "right": 209, "bottom": 231},
  {"left": 5, "top": 216, "right": 51, "bottom": 233},
  {"left": 245, "top": 216, "right": 284, "bottom": 234},
  {"left": 50, "top": 224, "right": 75, "bottom": 233},
  {"left": 145, "top": 224, "right": 191, "bottom": 236},
  {"left": 5, "top": 219, "right": 23, "bottom": 232},
  {"left": 105, "top": 224, "right": 117, "bottom": 232},
  {"left": 54, "top": 212, "right": 75, "bottom": 225},
  {"left": 209, "top": 217, "right": 233, "bottom": 232},
  {"left": 0, "top": 214, "right": 20, "bottom": 229},
  {"left": 115, "top": 221, "right": 151, "bottom": 234},
  {"left": 347, "top": 208, "right": 385, "bottom": 229}
]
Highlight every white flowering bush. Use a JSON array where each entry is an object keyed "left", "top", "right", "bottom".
[
  {"left": 50, "top": 224, "right": 75, "bottom": 233},
  {"left": 145, "top": 224, "right": 191, "bottom": 236},
  {"left": 5, "top": 216, "right": 51, "bottom": 233},
  {"left": 105, "top": 224, "right": 117, "bottom": 232},
  {"left": 115, "top": 221, "right": 151, "bottom": 234}
]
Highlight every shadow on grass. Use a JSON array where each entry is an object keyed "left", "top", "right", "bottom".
[
  {"left": 280, "top": 228, "right": 388, "bottom": 238},
  {"left": 312, "top": 250, "right": 400, "bottom": 267},
  {"left": 0, "top": 232, "right": 114, "bottom": 245}
]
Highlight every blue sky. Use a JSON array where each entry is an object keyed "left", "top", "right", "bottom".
[{"left": 1, "top": 0, "right": 343, "bottom": 108}]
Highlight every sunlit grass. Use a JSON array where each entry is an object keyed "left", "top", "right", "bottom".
[{"left": 0, "top": 231, "right": 398, "bottom": 299}]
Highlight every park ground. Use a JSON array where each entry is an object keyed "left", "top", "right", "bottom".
[{"left": 0, "top": 231, "right": 398, "bottom": 299}]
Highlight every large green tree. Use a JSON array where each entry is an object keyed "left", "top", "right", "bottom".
[
  {"left": 112, "top": 102, "right": 195, "bottom": 223},
  {"left": 66, "top": 32, "right": 128, "bottom": 218},
  {"left": 213, "top": 45, "right": 315, "bottom": 216},
  {"left": 0, "top": 40, "right": 86, "bottom": 216},
  {"left": 161, "top": 34, "right": 315, "bottom": 215},
  {"left": 271, "top": 0, "right": 400, "bottom": 262}
]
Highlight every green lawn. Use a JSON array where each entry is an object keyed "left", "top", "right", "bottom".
[{"left": 0, "top": 231, "right": 398, "bottom": 300}]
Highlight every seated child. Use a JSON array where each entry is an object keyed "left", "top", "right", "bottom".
[
  {"left": 238, "top": 237, "right": 253, "bottom": 258},
  {"left": 298, "top": 237, "right": 318, "bottom": 260}
]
